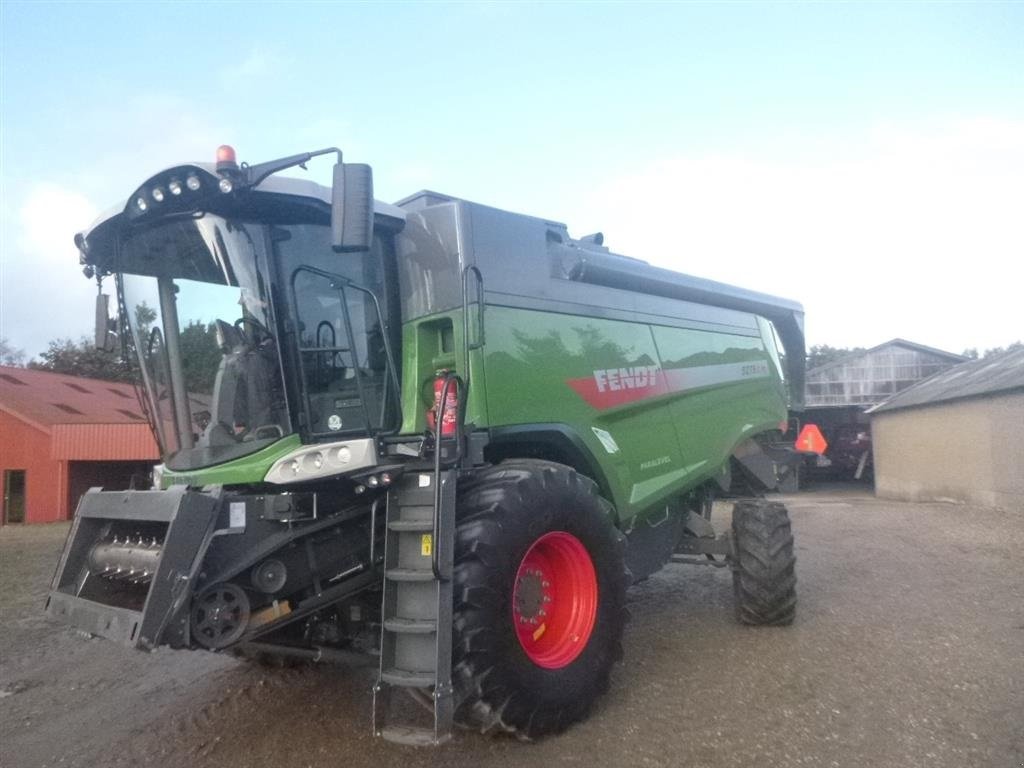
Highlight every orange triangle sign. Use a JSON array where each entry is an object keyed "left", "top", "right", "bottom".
[{"left": 796, "top": 424, "right": 828, "bottom": 455}]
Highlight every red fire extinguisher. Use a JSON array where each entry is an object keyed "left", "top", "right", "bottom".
[{"left": 427, "top": 370, "right": 458, "bottom": 436}]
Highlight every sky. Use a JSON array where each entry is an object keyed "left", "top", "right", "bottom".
[{"left": 1, "top": 1, "right": 1022, "bottom": 360}]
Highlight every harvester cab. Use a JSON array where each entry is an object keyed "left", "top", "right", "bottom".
[
  {"left": 49, "top": 147, "right": 409, "bottom": 642},
  {"left": 48, "top": 145, "right": 814, "bottom": 746}
]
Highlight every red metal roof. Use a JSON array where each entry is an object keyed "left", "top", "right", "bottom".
[
  {"left": 0, "top": 366, "right": 149, "bottom": 426},
  {"left": 0, "top": 366, "right": 158, "bottom": 460}
]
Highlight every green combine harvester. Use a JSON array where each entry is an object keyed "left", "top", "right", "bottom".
[{"left": 47, "top": 146, "right": 815, "bottom": 745}]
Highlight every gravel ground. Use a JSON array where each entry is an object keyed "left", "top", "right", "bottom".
[{"left": 1, "top": 487, "right": 1021, "bottom": 768}]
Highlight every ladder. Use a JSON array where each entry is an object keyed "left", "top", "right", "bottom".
[
  {"left": 373, "top": 465, "right": 457, "bottom": 746},
  {"left": 375, "top": 268, "right": 482, "bottom": 745}
]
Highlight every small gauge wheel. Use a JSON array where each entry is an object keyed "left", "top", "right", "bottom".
[{"left": 190, "top": 583, "right": 251, "bottom": 649}]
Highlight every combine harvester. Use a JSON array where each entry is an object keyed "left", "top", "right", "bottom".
[{"left": 48, "top": 145, "right": 818, "bottom": 744}]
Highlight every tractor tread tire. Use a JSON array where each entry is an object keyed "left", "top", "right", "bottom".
[
  {"left": 731, "top": 499, "right": 797, "bottom": 626},
  {"left": 451, "top": 460, "right": 627, "bottom": 740}
]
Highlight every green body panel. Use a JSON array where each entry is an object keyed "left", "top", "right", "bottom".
[
  {"left": 477, "top": 306, "right": 787, "bottom": 525},
  {"left": 134, "top": 189, "right": 789, "bottom": 525},
  {"left": 160, "top": 434, "right": 301, "bottom": 489},
  {"left": 398, "top": 309, "right": 488, "bottom": 435},
  {"left": 160, "top": 303, "right": 783, "bottom": 527}
]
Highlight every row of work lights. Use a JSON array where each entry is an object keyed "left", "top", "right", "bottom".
[{"left": 134, "top": 172, "right": 233, "bottom": 213}]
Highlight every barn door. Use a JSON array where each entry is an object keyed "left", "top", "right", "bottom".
[{"left": 3, "top": 470, "right": 26, "bottom": 523}]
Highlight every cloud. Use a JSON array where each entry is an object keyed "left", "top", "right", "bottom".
[
  {"left": 1, "top": 183, "right": 99, "bottom": 357},
  {"left": 1, "top": 91, "right": 240, "bottom": 357},
  {"left": 18, "top": 183, "right": 98, "bottom": 258},
  {"left": 83, "top": 94, "right": 232, "bottom": 176},
  {"left": 219, "top": 49, "right": 285, "bottom": 89},
  {"left": 568, "top": 118, "right": 1024, "bottom": 353}
]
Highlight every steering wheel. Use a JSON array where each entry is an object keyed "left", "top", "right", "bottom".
[
  {"left": 315, "top": 320, "right": 348, "bottom": 372},
  {"left": 235, "top": 316, "right": 273, "bottom": 346}
]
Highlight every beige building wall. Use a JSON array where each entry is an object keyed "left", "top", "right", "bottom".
[{"left": 872, "top": 392, "right": 1024, "bottom": 511}]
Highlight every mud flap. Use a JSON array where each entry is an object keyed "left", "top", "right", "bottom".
[
  {"left": 45, "top": 486, "right": 221, "bottom": 650},
  {"left": 732, "top": 438, "right": 807, "bottom": 493}
]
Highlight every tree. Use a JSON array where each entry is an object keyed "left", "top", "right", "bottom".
[
  {"left": 179, "top": 321, "right": 221, "bottom": 394},
  {"left": 0, "top": 337, "right": 26, "bottom": 367},
  {"left": 133, "top": 302, "right": 157, "bottom": 340},
  {"left": 29, "top": 337, "right": 133, "bottom": 382},
  {"left": 27, "top": 309, "right": 223, "bottom": 392},
  {"left": 962, "top": 342, "right": 1022, "bottom": 360}
]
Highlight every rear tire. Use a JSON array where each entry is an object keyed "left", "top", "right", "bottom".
[
  {"left": 452, "top": 460, "right": 627, "bottom": 739},
  {"left": 731, "top": 499, "right": 797, "bottom": 626}
]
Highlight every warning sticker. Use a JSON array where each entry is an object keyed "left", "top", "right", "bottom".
[
  {"left": 229, "top": 501, "right": 246, "bottom": 529},
  {"left": 421, "top": 534, "right": 433, "bottom": 557}
]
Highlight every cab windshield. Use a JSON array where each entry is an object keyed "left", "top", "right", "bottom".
[
  {"left": 118, "top": 212, "right": 397, "bottom": 471},
  {"left": 120, "top": 215, "right": 289, "bottom": 470}
]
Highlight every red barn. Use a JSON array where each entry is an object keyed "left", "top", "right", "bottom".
[{"left": 0, "top": 366, "right": 158, "bottom": 524}]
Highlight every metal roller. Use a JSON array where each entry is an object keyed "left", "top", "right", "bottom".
[
  {"left": 88, "top": 537, "right": 163, "bottom": 584},
  {"left": 190, "top": 583, "right": 251, "bottom": 649}
]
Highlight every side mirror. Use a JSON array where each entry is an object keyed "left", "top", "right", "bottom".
[
  {"left": 332, "top": 162, "right": 374, "bottom": 253},
  {"left": 95, "top": 293, "right": 116, "bottom": 352}
]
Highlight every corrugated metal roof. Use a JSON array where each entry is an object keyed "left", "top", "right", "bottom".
[
  {"left": 870, "top": 346, "right": 1024, "bottom": 414},
  {"left": 806, "top": 338, "right": 965, "bottom": 377},
  {"left": 0, "top": 365, "right": 148, "bottom": 426}
]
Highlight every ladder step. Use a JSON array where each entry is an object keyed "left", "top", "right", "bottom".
[
  {"left": 379, "top": 725, "right": 451, "bottom": 747},
  {"left": 384, "top": 617, "right": 437, "bottom": 634},
  {"left": 384, "top": 568, "right": 435, "bottom": 582},
  {"left": 394, "top": 492, "right": 435, "bottom": 509},
  {"left": 388, "top": 519, "right": 434, "bottom": 532},
  {"left": 381, "top": 667, "right": 436, "bottom": 687},
  {"left": 376, "top": 467, "right": 456, "bottom": 744}
]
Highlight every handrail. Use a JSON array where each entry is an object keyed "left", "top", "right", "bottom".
[
  {"left": 460, "top": 265, "right": 484, "bottom": 402},
  {"left": 430, "top": 371, "right": 462, "bottom": 579},
  {"left": 425, "top": 266, "right": 483, "bottom": 579},
  {"left": 369, "top": 495, "right": 380, "bottom": 569},
  {"left": 462, "top": 265, "right": 485, "bottom": 350},
  {"left": 421, "top": 266, "right": 485, "bottom": 577},
  {"left": 287, "top": 265, "right": 402, "bottom": 437}
]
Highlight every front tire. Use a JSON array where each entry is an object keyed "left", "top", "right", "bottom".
[
  {"left": 452, "top": 460, "right": 627, "bottom": 739},
  {"left": 731, "top": 499, "right": 797, "bottom": 626}
]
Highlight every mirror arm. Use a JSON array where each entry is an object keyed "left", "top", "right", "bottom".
[
  {"left": 217, "top": 146, "right": 373, "bottom": 254},
  {"left": 242, "top": 148, "right": 342, "bottom": 189}
]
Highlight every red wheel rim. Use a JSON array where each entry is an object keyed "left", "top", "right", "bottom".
[{"left": 512, "top": 531, "right": 598, "bottom": 669}]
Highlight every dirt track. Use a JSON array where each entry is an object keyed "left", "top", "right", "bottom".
[{"left": 2, "top": 488, "right": 1022, "bottom": 768}]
